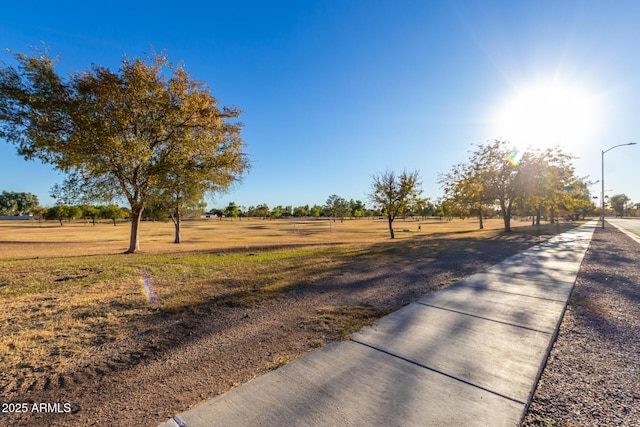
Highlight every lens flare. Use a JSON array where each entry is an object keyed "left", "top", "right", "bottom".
[
  {"left": 140, "top": 271, "right": 158, "bottom": 305},
  {"left": 505, "top": 150, "right": 523, "bottom": 167}
]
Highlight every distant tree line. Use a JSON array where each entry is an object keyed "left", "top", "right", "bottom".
[
  {"left": 5, "top": 184, "right": 638, "bottom": 229},
  {"left": 43, "top": 204, "right": 128, "bottom": 226},
  {"left": 0, "top": 196, "right": 129, "bottom": 225},
  {"left": 211, "top": 196, "right": 439, "bottom": 223}
]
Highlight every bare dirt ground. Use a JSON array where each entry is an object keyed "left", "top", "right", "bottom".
[
  {"left": 4, "top": 222, "right": 637, "bottom": 426},
  {"left": 523, "top": 225, "right": 640, "bottom": 426}
]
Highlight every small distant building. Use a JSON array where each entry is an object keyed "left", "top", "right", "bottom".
[{"left": 0, "top": 215, "right": 39, "bottom": 220}]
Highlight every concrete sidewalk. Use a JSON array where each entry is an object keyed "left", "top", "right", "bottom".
[{"left": 159, "top": 222, "right": 596, "bottom": 427}]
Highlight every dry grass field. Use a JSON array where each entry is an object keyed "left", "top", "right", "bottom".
[
  {"left": 0, "top": 216, "right": 525, "bottom": 258},
  {"left": 0, "top": 217, "right": 529, "bottom": 374},
  {"left": 0, "top": 216, "right": 581, "bottom": 425}
]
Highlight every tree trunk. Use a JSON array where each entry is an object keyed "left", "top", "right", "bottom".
[
  {"left": 126, "top": 207, "right": 143, "bottom": 254},
  {"left": 500, "top": 200, "right": 512, "bottom": 232},
  {"left": 478, "top": 209, "right": 484, "bottom": 229},
  {"left": 506, "top": 200, "right": 513, "bottom": 232},
  {"left": 550, "top": 205, "right": 556, "bottom": 224},
  {"left": 388, "top": 216, "right": 395, "bottom": 239},
  {"left": 172, "top": 212, "right": 181, "bottom": 244}
]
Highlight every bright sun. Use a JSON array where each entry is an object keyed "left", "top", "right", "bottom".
[{"left": 493, "top": 80, "right": 601, "bottom": 153}]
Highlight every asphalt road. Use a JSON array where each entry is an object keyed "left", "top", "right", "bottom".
[{"left": 606, "top": 218, "right": 640, "bottom": 244}]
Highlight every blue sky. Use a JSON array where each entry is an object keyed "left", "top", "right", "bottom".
[{"left": 1, "top": 1, "right": 639, "bottom": 210}]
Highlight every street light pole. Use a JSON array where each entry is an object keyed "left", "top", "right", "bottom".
[{"left": 601, "top": 142, "right": 637, "bottom": 229}]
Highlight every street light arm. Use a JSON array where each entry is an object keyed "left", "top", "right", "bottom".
[
  {"left": 601, "top": 142, "right": 637, "bottom": 229},
  {"left": 603, "top": 142, "right": 636, "bottom": 154}
]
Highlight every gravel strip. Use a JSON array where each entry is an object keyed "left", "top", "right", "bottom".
[{"left": 523, "top": 225, "right": 640, "bottom": 426}]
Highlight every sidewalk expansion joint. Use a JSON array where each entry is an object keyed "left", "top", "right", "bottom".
[
  {"left": 349, "top": 338, "right": 527, "bottom": 406},
  {"left": 455, "top": 283, "right": 568, "bottom": 303},
  {"left": 416, "top": 302, "right": 554, "bottom": 335},
  {"left": 480, "top": 270, "right": 576, "bottom": 286}
]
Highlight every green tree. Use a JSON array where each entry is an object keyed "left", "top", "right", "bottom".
[
  {"left": 0, "top": 191, "right": 39, "bottom": 215},
  {"left": 0, "top": 48, "right": 248, "bottom": 253},
  {"left": 293, "top": 205, "right": 309, "bottom": 217},
  {"left": 66, "top": 205, "right": 83, "bottom": 221},
  {"left": 440, "top": 160, "right": 490, "bottom": 229},
  {"left": 100, "top": 204, "right": 126, "bottom": 226},
  {"left": 31, "top": 205, "right": 47, "bottom": 222},
  {"left": 43, "top": 204, "right": 81, "bottom": 224},
  {"left": 81, "top": 205, "right": 101, "bottom": 225},
  {"left": 44, "top": 205, "right": 67, "bottom": 226},
  {"left": 208, "top": 208, "right": 223, "bottom": 218},
  {"left": 365, "top": 209, "right": 377, "bottom": 217},
  {"left": 525, "top": 147, "right": 577, "bottom": 224},
  {"left": 514, "top": 146, "right": 580, "bottom": 224},
  {"left": 415, "top": 199, "right": 436, "bottom": 219},
  {"left": 472, "top": 141, "right": 522, "bottom": 232},
  {"left": 350, "top": 199, "right": 365, "bottom": 218},
  {"left": 368, "top": 170, "right": 422, "bottom": 238},
  {"left": 609, "top": 194, "right": 630, "bottom": 217},
  {"left": 271, "top": 205, "right": 282, "bottom": 218},
  {"left": 514, "top": 150, "right": 546, "bottom": 225},
  {"left": 254, "top": 204, "right": 270, "bottom": 218},
  {"left": 407, "top": 195, "right": 430, "bottom": 220},
  {"left": 143, "top": 200, "right": 171, "bottom": 221},
  {"left": 224, "top": 201, "right": 240, "bottom": 219},
  {"left": 309, "top": 204, "right": 323, "bottom": 217},
  {"left": 324, "top": 195, "right": 351, "bottom": 222},
  {"left": 152, "top": 115, "right": 246, "bottom": 242},
  {"left": 443, "top": 142, "right": 581, "bottom": 231}
]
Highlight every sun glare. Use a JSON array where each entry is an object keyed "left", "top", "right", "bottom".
[{"left": 493, "top": 80, "right": 601, "bottom": 153}]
